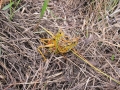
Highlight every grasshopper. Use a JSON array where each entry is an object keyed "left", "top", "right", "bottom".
[{"left": 38, "top": 25, "right": 78, "bottom": 61}]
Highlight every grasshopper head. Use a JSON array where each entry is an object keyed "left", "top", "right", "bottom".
[{"left": 55, "top": 28, "right": 65, "bottom": 38}]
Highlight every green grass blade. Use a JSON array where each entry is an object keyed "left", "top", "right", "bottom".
[
  {"left": 111, "top": 55, "right": 115, "bottom": 61},
  {"left": 40, "top": 0, "right": 49, "bottom": 18},
  {"left": 16, "top": 0, "right": 21, "bottom": 7},
  {"left": 2, "top": 2, "right": 14, "bottom": 10}
]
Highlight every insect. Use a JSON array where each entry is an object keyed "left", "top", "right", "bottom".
[
  {"left": 37, "top": 25, "right": 79, "bottom": 61},
  {"left": 57, "top": 37, "right": 79, "bottom": 53}
]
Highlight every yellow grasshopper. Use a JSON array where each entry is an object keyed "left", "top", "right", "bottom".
[
  {"left": 37, "top": 25, "right": 120, "bottom": 85},
  {"left": 38, "top": 25, "right": 78, "bottom": 61}
]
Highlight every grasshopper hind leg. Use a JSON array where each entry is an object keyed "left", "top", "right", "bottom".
[{"left": 37, "top": 46, "right": 46, "bottom": 61}]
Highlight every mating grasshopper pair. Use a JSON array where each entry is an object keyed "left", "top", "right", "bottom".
[{"left": 38, "top": 25, "right": 79, "bottom": 61}]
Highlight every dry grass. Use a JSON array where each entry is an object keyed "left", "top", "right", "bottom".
[{"left": 0, "top": 0, "right": 120, "bottom": 90}]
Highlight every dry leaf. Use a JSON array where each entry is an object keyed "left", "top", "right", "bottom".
[{"left": 0, "top": 0, "right": 10, "bottom": 9}]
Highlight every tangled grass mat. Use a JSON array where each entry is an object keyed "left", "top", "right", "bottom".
[{"left": 0, "top": 0, "right": 120, "bottom": 89}]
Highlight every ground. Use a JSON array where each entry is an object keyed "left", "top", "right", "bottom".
[{"left": 0, "top": 0, "right": 120, "bottom": 90}]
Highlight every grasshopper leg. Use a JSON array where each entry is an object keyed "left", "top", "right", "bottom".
[
  {"left": 38, "top": 46, "right": 46, "bottom": 61},
  {"left": 38, "top": 44, "right": 55, "bottom": 61}
]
